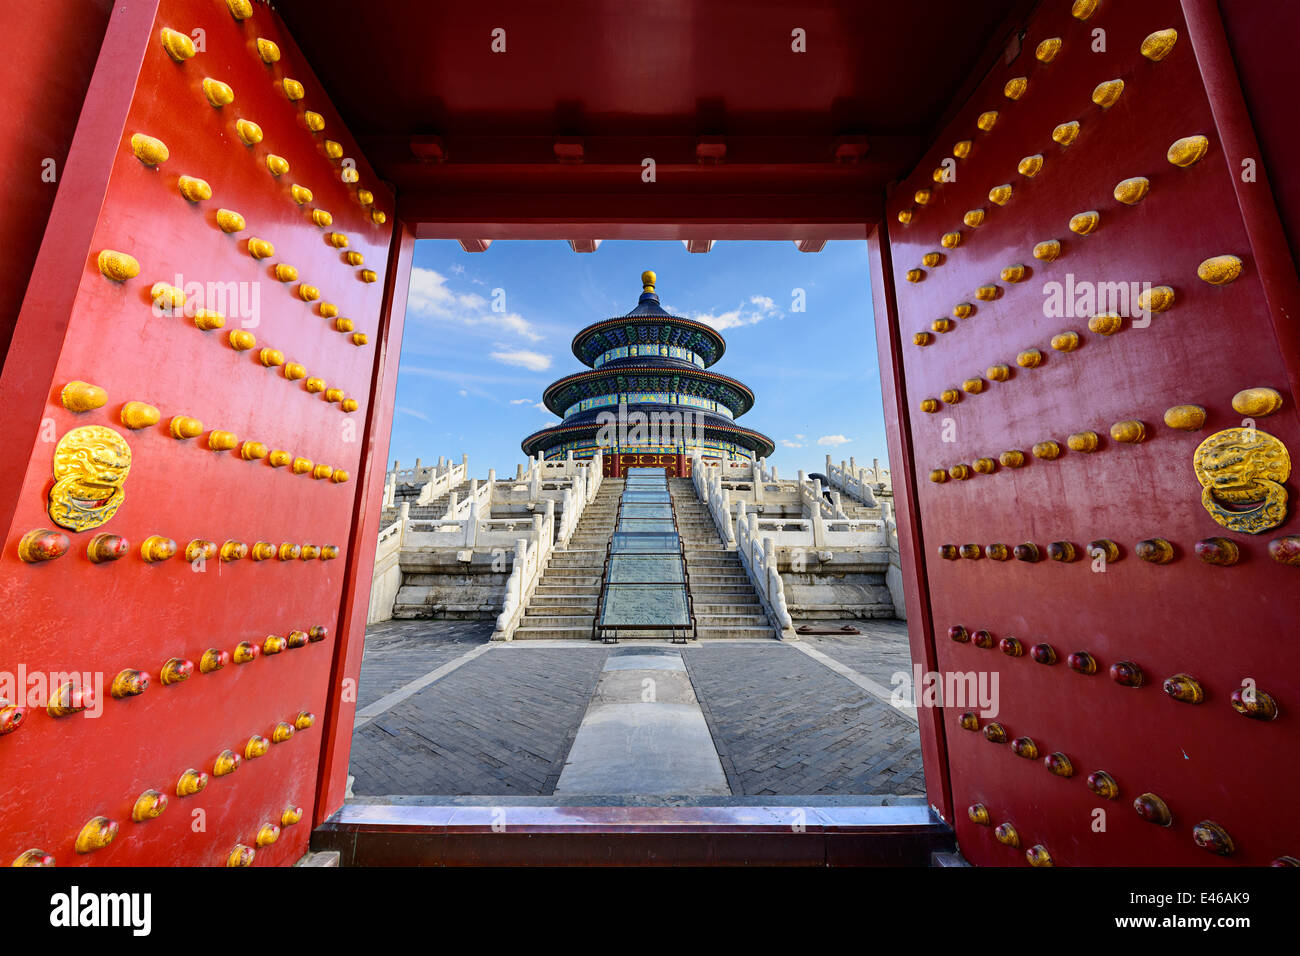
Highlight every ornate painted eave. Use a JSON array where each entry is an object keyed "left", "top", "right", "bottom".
[
  {"left": 571, "top": 313, "right": 726, "bottom": 367},
  {"left": 541, "top": 365, "right": 756, "bottom": 417},
  {"left": 521, "top": 419, "right": 776, "bottom": 459}
]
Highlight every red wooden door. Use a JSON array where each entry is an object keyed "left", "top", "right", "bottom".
[
  {"left": 0, "top": 0, "right": 402, "bottom": 866},
  {"left": 878, "top": 0, "right": 1300, "bottom": 866}
]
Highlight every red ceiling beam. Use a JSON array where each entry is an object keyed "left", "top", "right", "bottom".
[
  {"left": 399, "top": 191, "right": 875, "bottom": 241},
  {"left": 409, "top": 135, "right": 447, "bottom": 162},
  {"left": 366, "top": 134, "right": 914, "bottom": 169}
]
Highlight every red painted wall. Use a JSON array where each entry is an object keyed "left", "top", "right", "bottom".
[
  {"left": 0, "top": 0, "right": 113, "bottom": 361},
  {"left": 879, "top": 0, "right": 1300, "bottom": 866},
  {"left": 1218, "top": 0, "right": 1300, "bottom": 275},
  {"left": 0, "top": 0, "right": 395, "bottom": 866}
]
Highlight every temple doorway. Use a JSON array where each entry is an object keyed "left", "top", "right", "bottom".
[{"left": 334, "top": 237, "right": 926, "bottom": 855}]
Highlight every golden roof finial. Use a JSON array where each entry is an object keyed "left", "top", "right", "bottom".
[{"left": 641, "top": 270, "right": 656, "bottom": 293}]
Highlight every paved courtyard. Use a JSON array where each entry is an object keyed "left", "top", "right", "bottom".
[{"left": 347, "top": 619, "right": 924, "bottom": 799}]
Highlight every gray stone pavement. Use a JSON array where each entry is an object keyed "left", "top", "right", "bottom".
[
  {"left": 350, "top": 643, "right": 608, "bottom": 796},
  {"left": 795, "top": 619, "right": 916, "bottom": 692},
  {"left": 683, "top": 642, "right": 924, "bottom": 796},
  {"left": 347, "top": 618, "right": 924, "bottom": 798},
  {"left": 353, "top": 619, "right": 494, "bottom": 709}
]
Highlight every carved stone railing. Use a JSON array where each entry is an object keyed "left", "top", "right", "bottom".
[
  {"left": 383, "top": 455, "right": 469, "bottom": 508},
  {"left": 491, "top": 498, "right": 558, "bottom": 641},
  {"left": 444, "top": 472, "right": 494, "bottom": 520},
  {"left": 734, "top": 507, "right": 796, "bottom": 639},
  {"left": 824, "top": 454, "right": 889, "bottom": 507},
  {"left": 693, "top": 457, "right": 736, "bottom": 547},
  {"left": 797, "top": 474, "right": 846, "bottom": 519},
  {"left": 691, "top": 454, "right": 794, "bottom": 639},
  {"left": 734, "top": 501, "right": 887, "bottom": 549},
  {"left": 555, "top": 452, "right": 603, "bottom": 546},
  {"left": 494, "top": 453, "right": 600, "bottom": 640},
  {"left": 367, "top": 516, "right": 407, "bottom": 624}
]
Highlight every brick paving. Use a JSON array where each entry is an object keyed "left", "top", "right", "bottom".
[
  {"left": 683, "top": 642, "right": 925, "bottom": 796},
  {"left": 354, "top": 619, "right": 493, "bottom": 709},
  {"left": 349, "top": 642, "right": 608, "bottom": 796},
  {"left": 795, "top": 619, "right": 916, "bottom": 692},
  {"left": 347, "top": 618, "right": 924, "bottom": 798}
]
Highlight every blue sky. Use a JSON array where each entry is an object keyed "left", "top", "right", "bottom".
[{"left": 384, "top": 239, "right": 890, "bottom": 479}]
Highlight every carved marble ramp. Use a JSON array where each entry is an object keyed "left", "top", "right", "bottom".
[{"left": 554, "top": 646, "right": 730, "bottom": 795}]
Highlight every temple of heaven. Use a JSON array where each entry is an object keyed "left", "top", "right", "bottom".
[{"left": 521, "top": 271, "right": 776, "bottom": 478}]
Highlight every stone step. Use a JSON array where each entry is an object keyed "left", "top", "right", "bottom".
[
  {"left": 692, "top": 602, "right": 762, "bottom": 613},
  {"left": 524, "top": 604, "right": 598, "bottom": 616},
  {"left": 519, "top": 613, "right": 596, "bottom": 627},
  {"left": 695, "top": 625, "right": 776, "bottom": 640},
  {"left": 689, "top": 585, "right": 764, "bottom": 597},
  {"left": 529, "top": 591, "right": 599, "bottom": 602},
  {"left": 694, "top": 613, "right": 771, "bottom": 627},
  {"left": 512, "top": 625, "right": 594, "bottom": 640}
]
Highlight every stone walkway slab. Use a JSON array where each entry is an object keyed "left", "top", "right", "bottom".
[{"left": 554, "top": 649, "right": 730, "bottom": 796}]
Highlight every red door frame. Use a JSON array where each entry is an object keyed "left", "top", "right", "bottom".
[
  {"left": 314, "top": 218, "right": 959, "bottom": 831},
  {"left": 0, "top": 0, "right": 163, "bottom": 539},
  {"left": 312, "top": 223, "right": 414, "bottom": 824},
  {"left": 867, "top": 223, "right": 954, "bottom": 825},
  {"left": 8, "top": 0, "right": 1295, "bottom": 854},
  {"left": 317, "top": 0, "right": 1300, "bottom": 838}
]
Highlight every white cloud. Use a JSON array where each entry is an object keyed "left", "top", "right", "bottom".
[
  {"left": 534, "top": 403, "right": 549, "bottom": 413},
  {"left": 509, "top": 398, "right": 533, "bottom": 405},
  {"left": 817, "top": 434, "right": 852, "bottom": 447},
  {"left": 490, "top": 349, "right": 553, "bottom": 372},
  {"left": 396, "top": 405, "right": 432, "bottom": 423},
  {"left": 780, "top": 439, "right": 804, "bottom": 448},
  {"left": 691, "top": 293, "right": 783, "bottom": 332},
  {"left": 795, "top": 433, "right": 805, "bottom": 440},
  {"left": 407, "top": 267, "right": 542, "bottom": 342},
  {"left": 458, "top": 389, "right": 469, "bottom": 397}
]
